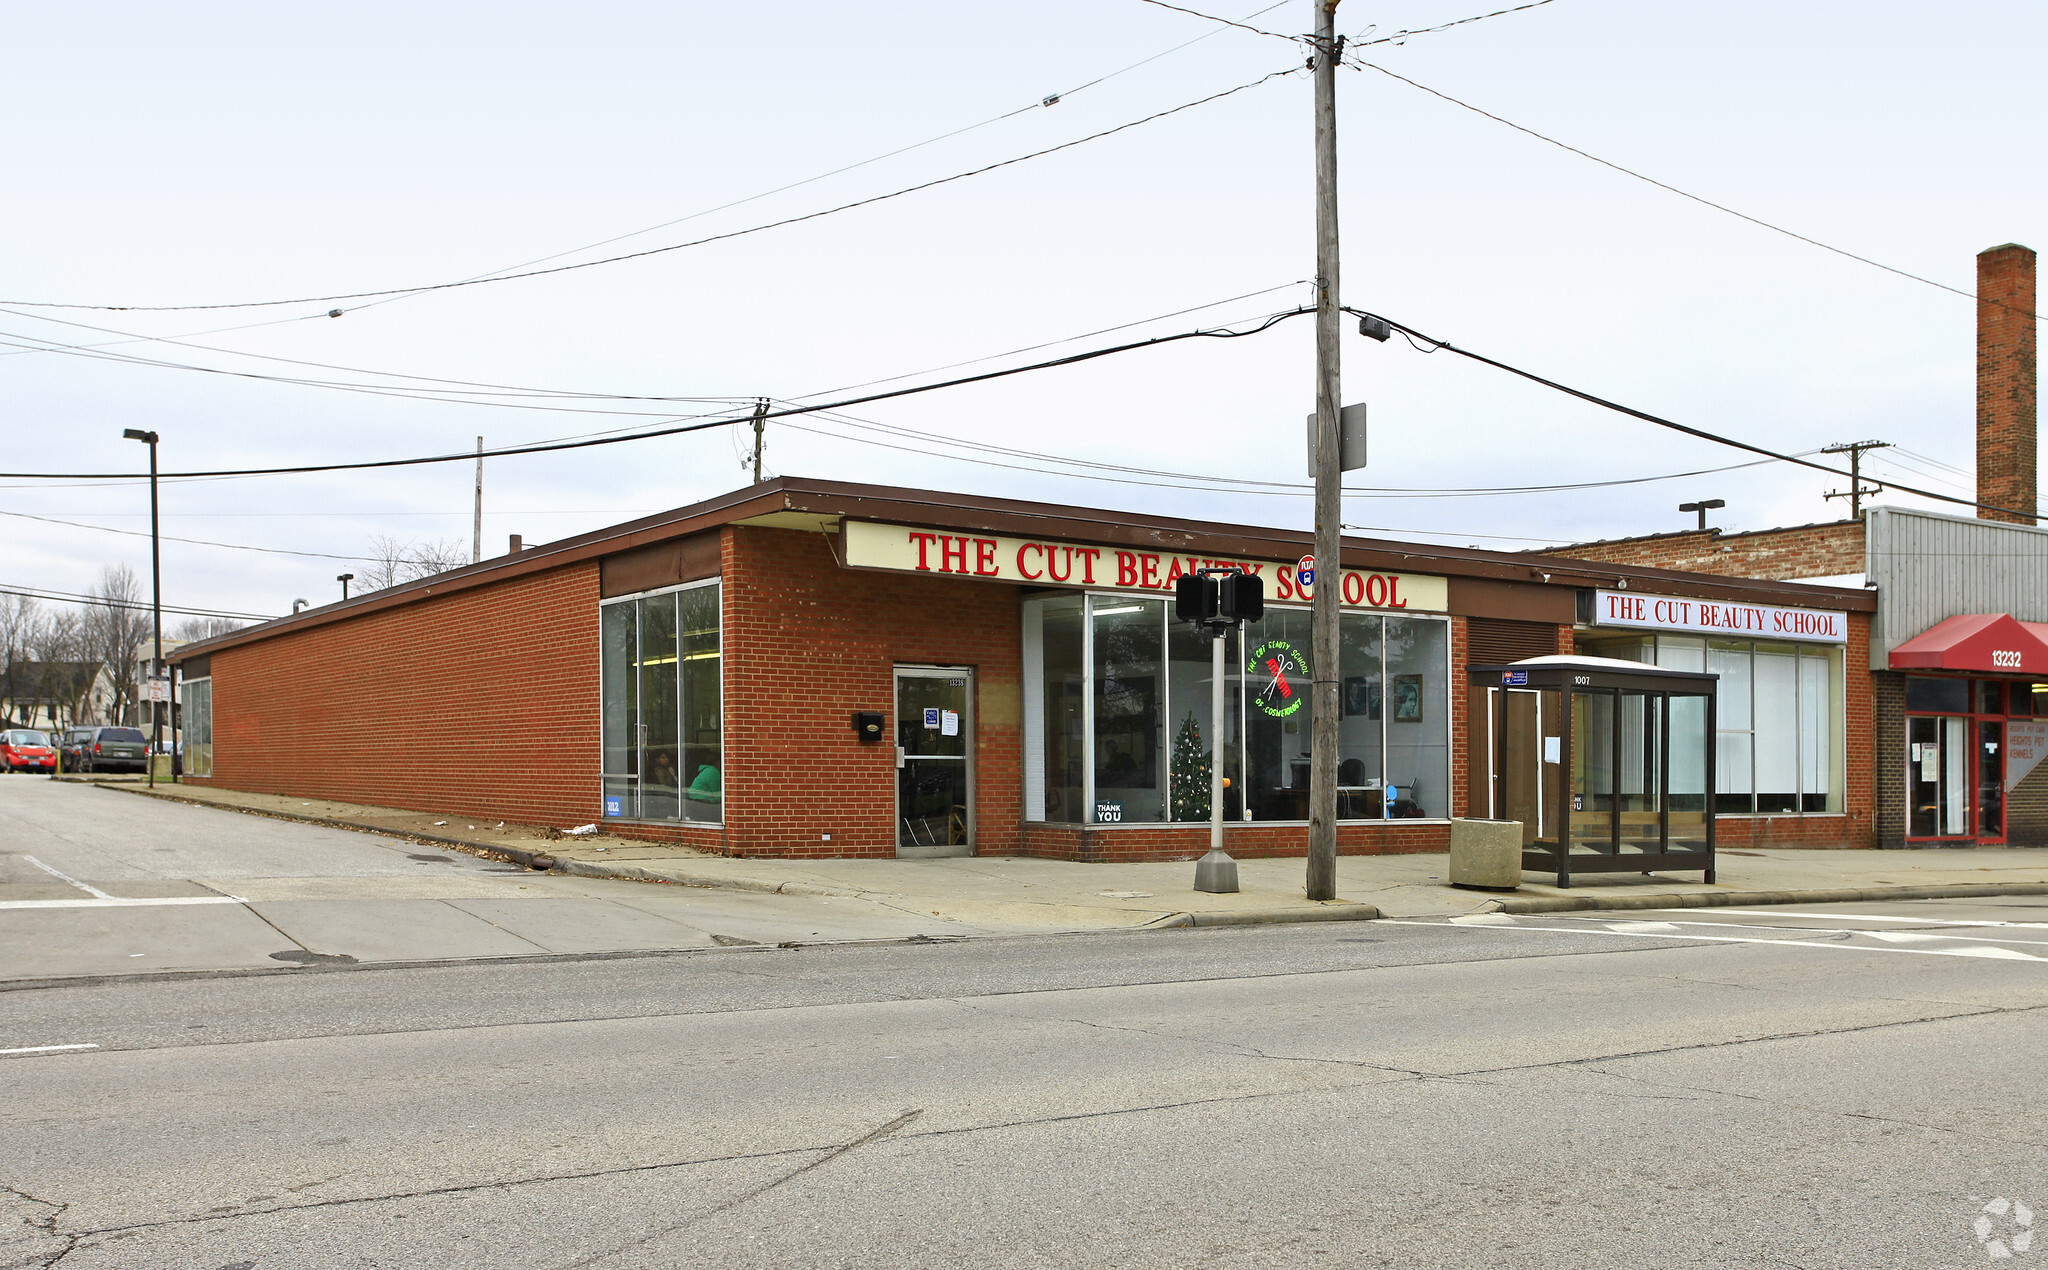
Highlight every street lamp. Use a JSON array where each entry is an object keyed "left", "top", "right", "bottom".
[
  {"left": 122, "top": 428, "right": 163, "bottom": 789},
  {"left": 337, "top": 573, "right": 355, "bottom": 600},
  {"left": 1679, "top": 498, "right": 1726, "bottom": 532}
]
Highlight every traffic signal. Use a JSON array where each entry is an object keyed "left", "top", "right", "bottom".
[
  {"left": 1174, "top": 573, "right": 1216, "bottom": 624},
  {"left": 1219, "top": 571, "right": 1264, "bottom": 623}
]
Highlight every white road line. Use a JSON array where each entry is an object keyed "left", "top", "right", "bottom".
[
  {"left": 21, "top": 855, "right": 114, "bottom": 899},
  {"left": 1549, "top": 915, "right": 2048, "bottom": 949},
  {"left": 1380, "top": 919, "right": 2047, "bottom": 962},
  {"left": 0, "top": 896, "right": 247, "bottom": 911},
  {"left": 1695, "top": 909, "right": 2048, "bottom": 930},
  {"left": 0, "top": 1043, "right": 99, "bottom": 1056}
]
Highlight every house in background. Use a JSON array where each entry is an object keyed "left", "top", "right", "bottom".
[{"left": 1, "top": 660, "right": 118, "bottom": 732}]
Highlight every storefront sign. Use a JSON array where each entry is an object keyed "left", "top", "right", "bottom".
[
  {"left": 843, "top": 521, "right": 1448, "bottom": 611},
  {"left": 1591, "top": 590, "right": 1847, "bottom": 644},
  {"left": 2007, "top": 720, "right": 2048, "bottom": 792},
  {"left": 1248, "top": 638, "right": 1306, "bottom": 717}
]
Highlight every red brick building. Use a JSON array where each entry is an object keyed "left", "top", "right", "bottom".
[{"left": 169, "top": 480, "right": 1874, "bottom": 862}]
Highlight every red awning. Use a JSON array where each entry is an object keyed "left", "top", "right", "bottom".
[{"left": 1889, "top": 613, "right": 2048, "bottom": 674}]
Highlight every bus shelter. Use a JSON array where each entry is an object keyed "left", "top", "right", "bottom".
[{"left": 1467, "top": 655, "right": 1717, "bottom": 888}]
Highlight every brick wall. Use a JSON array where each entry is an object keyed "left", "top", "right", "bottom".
[
  {"left": 1977, "top": 243, "right": 2038, "bottom": 525},
  {"left": 720, "top": 525, "right": 1025, "bottom": 858},
  {"left": 200, "top": 562, "right": 605, "bottom": 828},
  {"left": 1546, "top": 520, "right": 1866, "bottom": 580}
]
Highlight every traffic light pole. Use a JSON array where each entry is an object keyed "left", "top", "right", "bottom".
[{"left": 1307, "top": 0, "right": 1344, "bottom": 901}]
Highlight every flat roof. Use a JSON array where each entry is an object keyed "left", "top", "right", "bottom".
[{"left": 172, "top": 476, "right": 1875, "bottom": 663}]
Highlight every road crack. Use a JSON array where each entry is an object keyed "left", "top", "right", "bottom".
[{"left": 3, "top": 1182, "right": 78, "bottom": 1268}]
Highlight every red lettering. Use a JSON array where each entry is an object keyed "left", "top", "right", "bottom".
[
  {"left": 1016, "top": 542, "right": 1043, "bottom": 581},
  {"left": 1047, "top": 546, "right": 1074, "bottom": 583},
  {"left": 1275, "top": 566, "right": 1295, "bottom": 601},
  {"left": 1115, "top": 551, "right": 1138, "bottom": 587},
  {"left": 1365, "top": 574, "right": 1390, "bottom": 607},
  {"left": 1386, "top": 575, "right": 1406, "bottom": 608},
  {"left": 1164, "top": 556, "right": 1186, "bottom": 586},
  {"left": 1342, "top": 572, "right": 1364, "bottom": 605},
  {"left": 1140, "top": 555, "right": 1161, "bottom": 589},
  {"left": 940, "top": 536, "right": 968, "bottom": 573},
  {"left": 908, "top": 531, "right": 939, "bottom": 571},
  {"left": 974, "top": 538, "right": 999, "bottom": 577},
  {"left": 1075, "top": 548, "right": 1100, "bottom": 585}
]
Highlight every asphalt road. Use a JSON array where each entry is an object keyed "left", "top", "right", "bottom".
[
  {"left": 6, "top": 892, "right": 2047, "bottom": 1269},
  {"left": 0, "top": 778, "right": 956, "bottom": 980}
]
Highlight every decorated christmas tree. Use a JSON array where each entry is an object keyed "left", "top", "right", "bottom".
[{"left": 1170, "top": 712, "right": 1211, "bottom": 822}]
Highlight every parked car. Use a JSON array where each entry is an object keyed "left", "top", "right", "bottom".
[
  {"left": 56, "top": 728, "right": 94, "bottom": 770},
  {"left": 0, "top": 729, "right": 57, "bottom": 773},
  {"left": 70, "top": 726, "right": 150, "bottom": 773}
]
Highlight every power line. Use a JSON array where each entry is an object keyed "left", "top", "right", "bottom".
[
  {"left": 0, "top": 508, "right": 373, "bottom": 562},
  {"left": 1352, "top": 0, "right": 1560, "bottom": 47},
  {"left": 0, "top": 307, "right": 1319, "bottom": 480},
  {"left": 1348, "top": 60, "right": 2042, "bottom": 325},
  {"left": 1351, "top": 305, "right": 2041, "bottom": 520},
  {"left": 0, "top": 68, "right": 1302, "bottom": 315},
  {"left": 1133, "top": 0, "right": 1303, "bottom": 43},
  {"left": 0, "top": 584, "right": 271, "bottom": 622}
]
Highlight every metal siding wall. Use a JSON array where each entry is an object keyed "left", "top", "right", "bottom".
[{"left": 1867, "top": 507, "right": 2048, "bottom": 669}]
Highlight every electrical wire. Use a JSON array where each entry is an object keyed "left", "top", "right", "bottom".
[
  {"left": 1348, "top": 305, "right": 2041, "bottom": 520},
  {"left": 0, "top": 68, "right": 1303, "bottom": 314},
  {"left": 0, "top": 508, "right": 373, "bottom": 561},
  {"left": 0, "top": 584, "right": 271, "bottom": 622},
  {"left": 1133, "top": 0, "right": 1303, "bottom": 43},
  {"left": 1348, "top": 60, "right": 2042, "bottom": 325},
  {"left": 1352, "top": 0, "right": 1559, "bottom": 46},
  {"left": 0, "top": 307, "right": 1318, "bottom": 480}
]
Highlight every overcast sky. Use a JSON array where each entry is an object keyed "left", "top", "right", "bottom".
[{"left": 2, "top": 0, "right": 2042, "bottom": 622}]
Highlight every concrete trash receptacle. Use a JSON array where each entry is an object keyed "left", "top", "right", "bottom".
[{"left": 1449, "top": 818, "right": 1522, "bottom": 891}]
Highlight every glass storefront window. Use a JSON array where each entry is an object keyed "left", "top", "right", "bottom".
[
  {"left": 601, "top": 581, "right": 722, "bottom": 823},
  {"left": 182, "top": 677, "right": 213, "bottom": 777},
  {"left": 1023, "top": 594, "right": 1451, "bottom": 824},
  {"left": 1586, "top": 634, "right": 1844, "bottom": 816}
]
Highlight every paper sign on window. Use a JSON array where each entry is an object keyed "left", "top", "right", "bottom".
[{"left": 941, "top": 710, "right": 959, "bottom": 736}]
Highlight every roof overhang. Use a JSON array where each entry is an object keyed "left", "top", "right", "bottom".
[{"left": 1888, "top": 613, "right": 2048, "bottom": 674}]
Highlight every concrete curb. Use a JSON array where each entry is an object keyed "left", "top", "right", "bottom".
[
  {"left": 1489, "top": 882, "right": 2048, "bottom": 915},
  {"left": 549, "top": 857, "right": 860, "bottom": 898},
  {"left": 1149, "top": 903, "right": 1383, "bottom": 928}
]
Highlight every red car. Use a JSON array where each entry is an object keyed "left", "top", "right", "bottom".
[{"left": 2, "top": 729, "right": 57, "bottom": 773}]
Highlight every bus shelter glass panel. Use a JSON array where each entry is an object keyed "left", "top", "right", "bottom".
[
  {"left": 1570, "top": 690, "right": 1618, "bottom": 851},
  {"left": 1668, "top": 694, "right": 1710, "bottom": 850},
  {"left": 1618, "top": 693, "right": 1663, "bottom": 851},
  {"left": 1497, "top": 687, "right": 1563, "bottom": 848}
]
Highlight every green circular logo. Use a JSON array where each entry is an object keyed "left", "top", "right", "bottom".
[{"left": 1247, "top": 638, "right": 1307, "bottom": 717}]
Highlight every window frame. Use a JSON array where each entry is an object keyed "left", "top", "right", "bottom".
[
  {"left": 598, "top": 576, "right": 724, "bottom": 827},
  {"left": 1023, "top": 590, "right": 1453, "bottom": 826}
]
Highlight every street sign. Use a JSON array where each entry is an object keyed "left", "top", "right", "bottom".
[
  {"left": 1502, "top": 670, "right": 1528, "bottom": 686},
  {"left": 1297, "top": 555, "right": 1315, "bottom": 588},
  {"left": 142, "top": 678, "right": 170, "bottom": 703}
]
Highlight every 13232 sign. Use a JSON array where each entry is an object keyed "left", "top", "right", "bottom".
[{"left": 1248, "top": 638, "right": 1307, "bottom": 718}]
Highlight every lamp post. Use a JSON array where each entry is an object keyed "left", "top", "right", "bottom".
[
  {"left": 1678, "top": 498, "right": 1726, "bottom": 532},
  {"left": 337, "top": 573, "right": 355, "bottom": 600},
  {"left": 122, "top": 428, "right": 162, "bottom": 789}
]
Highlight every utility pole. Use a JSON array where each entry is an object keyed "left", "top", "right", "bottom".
[
  {"left": 122, "top": 429, "right": 162, "bottom": 789},
  {"left": 1821, "top": 440, "right": 1890, "bottom": 518},
  {"left": 1306, "top": 0, "right": 1344, "bottom": 902},
  {"left": 750, "top": 399, "right": 769, "bottom": 484},
  {"left": 472, "top": 437, "right": 484, "bottom": 564}
]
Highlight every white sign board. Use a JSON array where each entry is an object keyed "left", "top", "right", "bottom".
[
  {"left": 142, "top": 678, "right": 170, "bottom": 703},
  {"left": 1591, "top": 590, "right": 1848, "bottom": 644},
  {"left": 2006, "top": 720, "right": 2048, "bottom": 792},
  {"left": 843, "top": 521, "right": 1448, "bottom": 612}
]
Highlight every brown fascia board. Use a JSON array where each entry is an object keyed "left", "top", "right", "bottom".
[{"left": 172, "top": 477, "right": 1873, "bottom": 665}]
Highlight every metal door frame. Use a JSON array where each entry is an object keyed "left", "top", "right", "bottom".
[{"left": 895, "top": 664, "right": 976, "bottom": 858}]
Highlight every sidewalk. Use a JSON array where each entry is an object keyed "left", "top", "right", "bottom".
[{"left": 106, "top": 781, "right": 2048, "bottom": 931}]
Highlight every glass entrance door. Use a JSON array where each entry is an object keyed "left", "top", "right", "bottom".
[
  {"left": 1908, "top": 715, "right": 1971, "bottom": 838},
  {"left": 896, "top": 667, "right": 973, "bottom": 857}
]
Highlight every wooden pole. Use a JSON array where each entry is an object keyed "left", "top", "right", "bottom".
[{"left": 1306, "top": 0, "right": 1344, "bottom": 901}]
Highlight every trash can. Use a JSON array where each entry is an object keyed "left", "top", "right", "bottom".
[{"left": 1449, "top": 818, "right": 1522, "bottom": 891}]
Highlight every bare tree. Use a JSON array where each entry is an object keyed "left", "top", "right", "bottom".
[
  {"left": 172, "top": 616, "right": 245, "bottom": 642},
  {"left": 83, "top": 566, "right": 149, "bottom": 726},
  {"left": 0, "top": 593, "right": 41, "bottom": 725},
  {"left": 362, "top": 535, "right": 469, "bottom": 592}
]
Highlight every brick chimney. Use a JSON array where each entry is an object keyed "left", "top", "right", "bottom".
[{"left": 1977, "top": 242, "right": 2037, "bottom": 524}]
